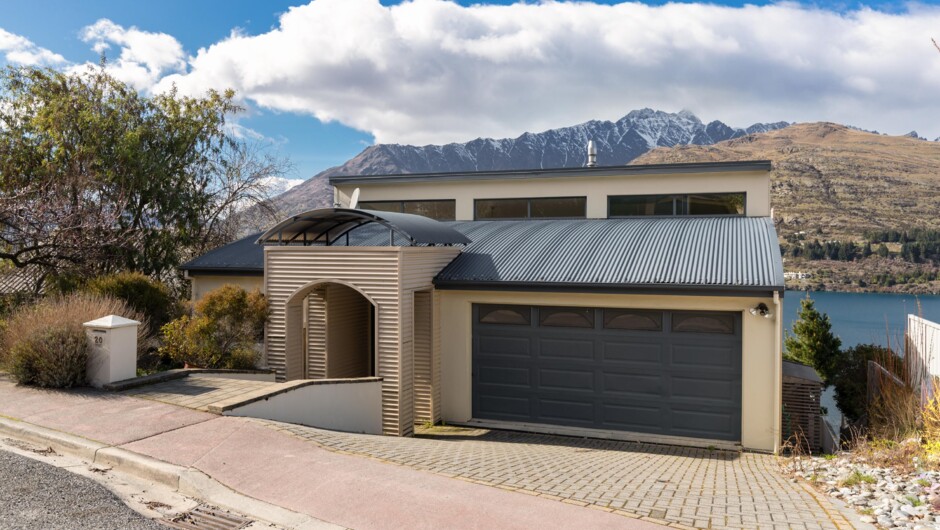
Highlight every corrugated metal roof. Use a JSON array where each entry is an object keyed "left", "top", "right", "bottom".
[
  {"left": 435, "top": 217, "right": 784, "bottom": 293},
  {"left": 181, "top": 217, "right": 784, "bottom": 293},
  {"left": 255, "top": 208, "right": 471, "bottom": 246},
  {"left": 180, "top": 233, "right": 265, "bottom": 274}
]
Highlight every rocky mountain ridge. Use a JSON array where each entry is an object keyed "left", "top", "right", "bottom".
[{"left": 271, "top": 109, "right": 790, "bottom": 213}]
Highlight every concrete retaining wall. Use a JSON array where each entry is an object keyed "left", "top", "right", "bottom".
[{"left": 212, "top": 377, "right": 383, "bottom": 435}]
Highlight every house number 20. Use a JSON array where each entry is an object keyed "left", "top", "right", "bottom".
[{"left": 94, "top": 336, "right": 103, "bottom": 345}]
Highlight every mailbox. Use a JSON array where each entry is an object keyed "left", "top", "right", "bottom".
[{"left": 83, "top": 315, "right": 140, "bottom": 387}]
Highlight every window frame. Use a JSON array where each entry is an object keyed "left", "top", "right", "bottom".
[
  {"left": 358, "top": 199, "right": 457, "bottom": 221},
  {"left": 473, "top": 196, "right": 587, "bottom": 220},
  {"left": 607, "top": 192, "right": 747, "bottom": 218}
]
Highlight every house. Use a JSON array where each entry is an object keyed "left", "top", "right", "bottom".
[{"left": 181, "top": 160, "right": 785, "bottom": 453}]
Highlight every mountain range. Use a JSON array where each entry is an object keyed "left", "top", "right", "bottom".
[{"left": 270, "top": 109, "right": 790, "bottom": 214}]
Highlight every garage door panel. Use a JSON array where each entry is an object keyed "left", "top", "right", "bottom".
[
  {"left": 478, "top": 365, "right": 531, "bottom": 387},
  {"left": 477, "top": 395, "right": 531, "bottom": 420},
  {"left": 670, "top": 407, "right": 738, "bottom": 439},
  {"left": 602, "top": 372, "right": 663, "bottom": 398},
  {"left": 601, "top": 340, "right": 663, "bottom": 365},
  {"left": 671, "top": 343, "right": 739, "bottom": 370},
  {"left": 537, "top": 398, "right": 594, "bottom": 424},
  {"left": 671, "top": 375, "right": 739, "bottom": 403},
  {"left": 539, "top": 368, "right": 594, "bottom": 392},
  {"left": 538, "top": 338, "right": 595, "bottom": 360},
  {"left": 478, "top": 335, "right": 531, "bottom": 357},
  {"left": 473, "top": 305, "right": 742, "bottom": 442},
  {"left": 601, "top": 402, "right": 664, "bottom": 430}
]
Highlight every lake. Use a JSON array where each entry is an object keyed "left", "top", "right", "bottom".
[{"left": 783, "top": 290, "right": 940, "bottom": 348}]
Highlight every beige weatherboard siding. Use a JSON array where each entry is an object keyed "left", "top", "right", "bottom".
[
  {"left": 188, "top": 274, "right": 264, "bottom": 301},
  {"left": 334, "top": 169, "right": 770, "bottom": 219},
  {"left": 436, "top": 290, "right": 783, "bottom": 453},
  {"left": 263, "top": 245, "right": 460, "bottom": 436}
]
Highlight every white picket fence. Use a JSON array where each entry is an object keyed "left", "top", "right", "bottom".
[{"left": 908, "top": 314, "right": 940, "bottom": 403}]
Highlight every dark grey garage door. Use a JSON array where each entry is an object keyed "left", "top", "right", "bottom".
[{"left": 472, "top": 305, "right": 742, "bottom": 441}]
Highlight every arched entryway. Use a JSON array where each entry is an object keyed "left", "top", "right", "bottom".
[{"left": 284, "top": 279, "right": 377, "bottom": 381}]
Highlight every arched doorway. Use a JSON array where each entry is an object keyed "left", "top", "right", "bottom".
[{"left": 284, "top": 279, "right": 377, "bottom": 381}]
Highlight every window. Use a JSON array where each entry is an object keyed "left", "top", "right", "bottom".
[
  {"left": 475, "top": 197, "right": 586, "bottom": 220},
  {"left": 671, "top": 312, "right": 735, "bottom": 334},
  {"left": 603, "top": 309, "right": 663, "bottom": 331},
  {"left": 608, "top": 193, "right": 745, "bottom": 217},
  {"left": 538, "top": 307, "right": 594, "bottom": 328},
  {"left": 359, "top": 200, "right": 456, "bottom": 221},
  {"left": 478, "top": 305, "right": 530, "bottom": 325}
]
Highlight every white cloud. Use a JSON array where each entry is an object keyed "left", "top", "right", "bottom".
[
  {"left": 76, "top": 19, "right": 186, "bottom": 91},
  {"left": 141, "top": 0, "right": 940, "bottom": 144},
  {"left": 0, "top": 28, "right": 66, "bottom": 66},
  {"left": 18, "top": 1, "right": 940, "bottom": 144}
]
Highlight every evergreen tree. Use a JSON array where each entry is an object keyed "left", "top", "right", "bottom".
[
  {"left": 862, "top": 242, "right": 873, "bottom": 258},
  {"left": 784, "top": 297, "right": 843, "bottom": 383},
  {"left": 877, "top": 243, "right": 889, "bottom": 257}
]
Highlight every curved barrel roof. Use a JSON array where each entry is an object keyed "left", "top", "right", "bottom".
[{"left": 255, "top": 208, "right": 472, "bottom": 246}]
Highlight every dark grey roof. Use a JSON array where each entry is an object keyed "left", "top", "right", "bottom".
[
  {"left": 256, "top": 208, "right": 471, "bottom": 246},
  {"left": 182, "top": 217, "right": 784, "bottom": 295},
  {"left": 435, "top": 217, "right": 784, "bottom": 294},
  {"left": 783, "top": 360, "right": 822, "bottom": 383},
  {"left": 329, "top": 160, "right": 772, "bottom": 186},
  {"left": 180, "top": 233, "right": 265, "bottom": 275}
]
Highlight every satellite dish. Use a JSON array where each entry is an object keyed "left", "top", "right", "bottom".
[{"left": 349, "top": 188, "right": 360, "bottom": 209}]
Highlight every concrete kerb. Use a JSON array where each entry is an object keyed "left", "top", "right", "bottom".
[{"left": 0, "top": 416, "right": 341, "bottom": 530}]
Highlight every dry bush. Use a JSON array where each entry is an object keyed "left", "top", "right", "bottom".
[
  {"left": 867, "top": 342, "right": 924, "bottom": 441},
  {"left": 9, "top": 325, "right": 88, "bottom": 388},
  {"left": 159, "top": 285, "right": 266, "bottom": 370},
  {"left": 853, "top": 437, "right": 927, "bottom": 473},
  {"left": 0, "top": 293, "right": 151, "bottom": 368}
]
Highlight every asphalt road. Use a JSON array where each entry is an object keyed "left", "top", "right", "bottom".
[{"left": 0, "top": 448, "right": 164, "bottom": 530}]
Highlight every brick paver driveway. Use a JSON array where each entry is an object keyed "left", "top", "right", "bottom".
[{"left": 260, "top": 422, "right": 865, "bottom": 530}]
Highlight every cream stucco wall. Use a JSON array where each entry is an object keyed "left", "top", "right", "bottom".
[
  {"left": 221, "top": 378, "right": 383, "bottom": 434},
  {"left": 189, "top": 275, "right": 264, "bottom": 302},
  {"left": 335, "top": 169, "right": 770, "bottom": 219},
  {"left": 436, "top": 289, "right": 782, "bottom": 453}
]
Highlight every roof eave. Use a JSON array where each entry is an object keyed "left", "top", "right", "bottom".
[
  {"left": 329, "top": 160, "right": 773, "bottom": 186},
  {"left": 432, "top": 279, "right": 785, "bottom": 298}
]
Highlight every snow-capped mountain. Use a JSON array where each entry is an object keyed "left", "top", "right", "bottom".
[{"left": 272, "top": 109, "right": 790, "bottom": 214}]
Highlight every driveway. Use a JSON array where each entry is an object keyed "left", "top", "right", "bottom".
[{"left": 262, "top": 422, "right": 865, "bottom": 530}]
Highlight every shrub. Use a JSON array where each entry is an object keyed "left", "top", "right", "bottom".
[
  {"left": 83, "top": 272, "right": 180, "bottom": 330},
  {"left": 9, "top": 325, "right": 88, "bottom": 388},
  {"left": 159, "top": 285, "right": 267, "bottom": 370},
  {"left": 0, "top": 293, "right": 150, "bottom": 370}
]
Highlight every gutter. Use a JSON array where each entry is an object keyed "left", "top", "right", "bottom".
[{"left": 433, "top": 279, "right": 786, "bottom": 299}]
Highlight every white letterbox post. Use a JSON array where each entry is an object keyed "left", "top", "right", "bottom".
[{"left": 83, "top": 315, "right": 140, "bottom": 387}]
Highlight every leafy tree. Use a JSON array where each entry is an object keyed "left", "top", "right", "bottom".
[
  {"left": 784, "top": 296, "right": 842, "bottom": 383},
  {"left": 0, "top": 65, "right": 287, "bottom": 288},
  {"left": 831, "top": 344, "right": 890, "bottom": 423}
]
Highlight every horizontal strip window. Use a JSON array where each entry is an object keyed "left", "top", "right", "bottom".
[
  {"left": 475, "top": 197, "right": 586, "bottom": 220},
  {"left": 359, "top": 200, "right": 456, "bottom": 221},
  {"left": 608, "top": 193, "right": 745, "bottom": 217}
]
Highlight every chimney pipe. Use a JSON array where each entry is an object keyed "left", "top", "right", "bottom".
[{"left": 586, "top": 140, "right": 597, "bottom": 168}]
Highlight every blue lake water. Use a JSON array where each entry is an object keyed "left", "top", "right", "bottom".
[{"left": 783, "top": 290, "right": 940, "bottom": 348}]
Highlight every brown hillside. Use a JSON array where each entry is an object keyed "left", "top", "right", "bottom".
[{"left": 632, "top": 122, "right": 940, "bottom": 239}]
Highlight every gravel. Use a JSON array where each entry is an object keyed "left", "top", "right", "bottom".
[
  {"left": 784, "top": 454, "right": 940, "bottom": 529},
  {"left": 0, "top": 448, "right": 164, "bottom": 530}
]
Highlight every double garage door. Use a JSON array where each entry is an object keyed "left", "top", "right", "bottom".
[{"left": 472, "top": 304, "right": 743, "bottom": 441}]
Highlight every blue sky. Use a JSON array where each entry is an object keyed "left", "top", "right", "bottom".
[{"left": 1, "top": 0, "right": 939, "bottom": 182}]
